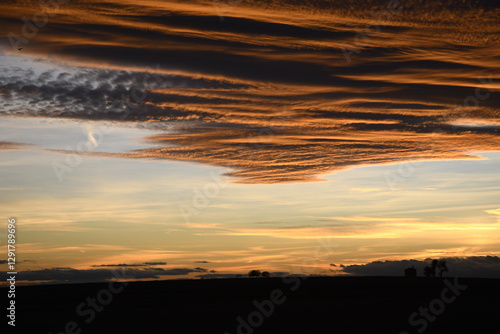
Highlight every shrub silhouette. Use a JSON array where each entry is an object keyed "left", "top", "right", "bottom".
[{"left": 248, "top": 270, "right": 261, "bottom": 277}]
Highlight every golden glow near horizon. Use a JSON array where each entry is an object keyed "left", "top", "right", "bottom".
[{"left": 0, "top": 0, "right": 499, "bottom": 283}]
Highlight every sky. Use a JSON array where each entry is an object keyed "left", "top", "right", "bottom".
[{"left": 0, "top": 0, "right": 499, "bottom": 284}]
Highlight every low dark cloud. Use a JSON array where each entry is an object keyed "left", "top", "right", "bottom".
[
  {"left": 197, "top": 271, "right": 290, "bottom": 279},
  {"left": 339, "top": 256, "right": 500, "bottom": 278},
  {"left": 144, "top": 262, "right": 167, "bottom": 265},
  {"left": 197, "top": 273, "right": 241, "bottom": 279},
  {"left": 146, "top": 267, "right": 166, "bottom": 271},
  {"left": 92, "top": 263, "right": 147, "bottom": 267},
  {"left": 10, "top": 268, "right": 157, "bottom": 283},
  {"left": 0, "top": 259, "right": 35, "bottom": 264},
  {"left": 10, "top": 266, "right": 208, "bottom": 284},
  {"left": 160, "top": 268, "right": 208, "bottom": 276},
  {"left": 92, "top": 262, "right": 167, "bottom": 267}
]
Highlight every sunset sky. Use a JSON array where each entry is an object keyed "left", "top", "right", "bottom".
[{"left": 1, "top": 0, "right": 499, "bottom": 283}]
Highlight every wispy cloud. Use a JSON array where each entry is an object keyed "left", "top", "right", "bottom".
[{"left": 185, "top": 217, "right": 500, "bottom": 239}]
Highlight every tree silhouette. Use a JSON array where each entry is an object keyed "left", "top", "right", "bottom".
[
  {"left": 248, "top": 270, "right": 261, "bottom": 277},
  {"left": 261, "top": 271, "right": 270, "bottom": 277},
  {"left": 438, "top": 260, "right": 448, "bottom": 277},
  {"left": 424, "top": 259, "right": 448, "bottom": 277}
]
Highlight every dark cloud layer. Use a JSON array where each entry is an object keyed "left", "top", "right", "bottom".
[
  {"left": 8, "top": 266, "right": 208, "bottom": 284},
  {"left": 92, "top": 264, "right": 148, "bottom": 267},
  {"left": 0, "top": 0, "right": 499, "bottom": 183},
  {"left": 339, "top": 256, "right": 500, "bottom": 278},
  {"left": 91, "top": 262, "right": 167, "bottom": 267}
]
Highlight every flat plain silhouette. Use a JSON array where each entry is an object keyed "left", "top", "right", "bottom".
[{"left": 6, "top": 276, "right": 499, "bottom": 334}]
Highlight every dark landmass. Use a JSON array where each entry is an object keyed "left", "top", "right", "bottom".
[{"left": 3, "top": 277, "right": 499, "bottom": 333}]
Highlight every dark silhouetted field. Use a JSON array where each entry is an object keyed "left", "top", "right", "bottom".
[{"left": 4, "top": 277, "right": 499, "bottom": 333}]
